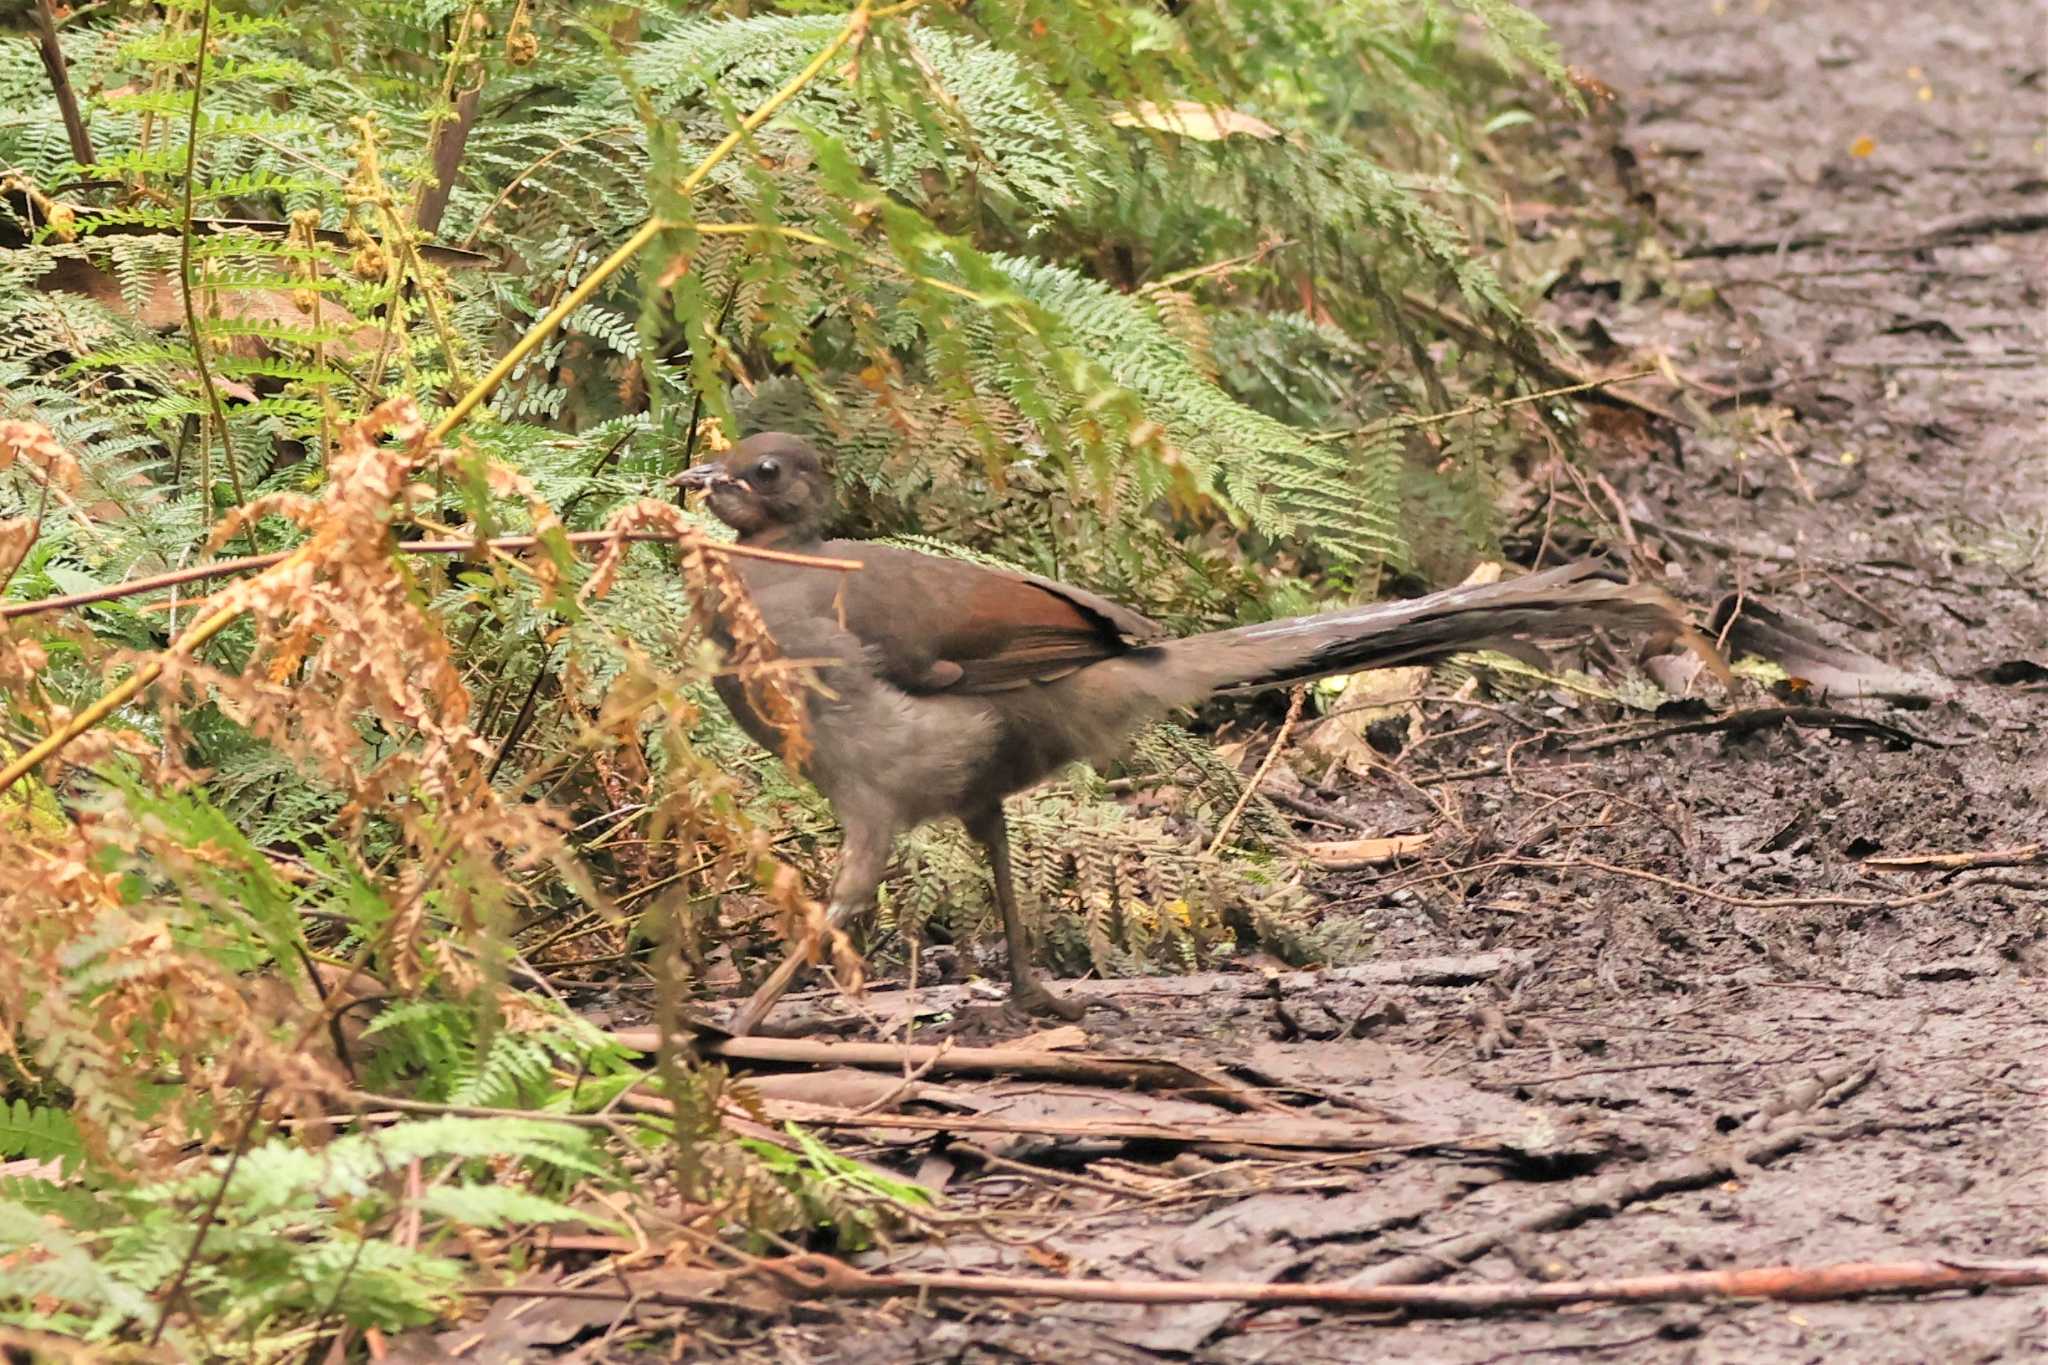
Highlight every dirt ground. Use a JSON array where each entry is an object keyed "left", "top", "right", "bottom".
[{"left": 676, "top": 3, "right": 2046, "bottom": 1360}]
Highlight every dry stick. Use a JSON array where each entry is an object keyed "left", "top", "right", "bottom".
[
  {"left": 30, "top": 0, "right": 95, "bottom": 166},
  {"left": 1312, "top": 370, "right": 1658, "bottom": 444},
  {"left": 952, "top": 1140, "right": 1141, "bottom": 1200},
  {"left": 1146, "top": 237, "right": 1294, "bottom": 291},
  {"left": 1562, "top": 705, "right": 1942, "bottom": 755},
  {"left": 1864, "top": 843, "right": 2044, "bottom": 873},
  {"left": 665, "top": 274, "right": 743, "bottom": 502},
  {"left": 735, "top": 1254, "right": 2048, "bottom": 1316},
  {"left": 1401, "top": 290, "right": 1691, "bottom": 429},
  {"left": 0, "top": 2, "right": 901, "bottom": 797},
  {"left": 413, "top": 2, "right": 486, "bottom": 238},
  {"left": 1, "top": 530, "right": 857, "bottom": 620},
  {"left": 746, "top": 951, "right": 1532, "bottom": 1031},
  {"left": 1350, "top": 1104, "right": 1895, "bottom": 1289},
  {"left": 147, "top": 1086, "right": 271, "bottom": 1346},
  {"left": 0, "top": 529, "right": 856, "bottom": 790},
  {"left": 609, "top": 1030, "right": 1268, "bottom": 1110},
  {"left": 337, "top": 1091, "right": 664, "bottom": 1136},
  {"left": 692, "top": 1099, "right": 1420, "bottom": 1153},
  {"left": 846, "top": 1038, "right": 953, "bottom": 1119},
  {"left": 461, "top": 124, "right": 633, "bottom": 251},
  {"left": 1503, "top": 854, "right": 1971, "bottom": 911},
  {"left": 691, "top": 220, "right": 1006, "bottom": 308},
  {"left": 1209, "top": 685, "right": 1305, "bottom": 854}
]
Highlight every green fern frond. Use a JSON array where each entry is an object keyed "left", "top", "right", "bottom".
[{"left": 0, "top": 1102, "right": 87, "bottom": 1176}]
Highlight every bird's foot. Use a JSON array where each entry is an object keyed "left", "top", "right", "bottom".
[{"left": 1007, "top": 975, "right": 1089, "bottom": 1022}]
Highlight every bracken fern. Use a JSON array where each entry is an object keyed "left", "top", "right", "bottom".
[{"left": 0, "top": 0, "right": 1593, "bottom": 1345}]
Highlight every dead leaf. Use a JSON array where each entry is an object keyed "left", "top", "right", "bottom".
[
  {"left": 1009, "top": 1024, "right": 1089, "bottom": 1051},
  {"left": 1108, "top": 100, "right": 1281, "bottom": 141},
  {"left": 1302, "top": 563, "right": 1502, "bottom": 775},
  {"left": 742, "top": 1067, "right": 937, "bottom": 1110},
  {"left": 36, "top": 256, "right": 387, "bottom": 361},
  {"left": 383, "top": 1269, "right": 620, "bottom": 1365}
]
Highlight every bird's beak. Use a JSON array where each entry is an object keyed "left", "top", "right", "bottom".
[{"left": 669, "top": 462, "right": 730, "bottom": 491}]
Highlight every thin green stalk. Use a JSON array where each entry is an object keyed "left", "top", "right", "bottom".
[
  {"left": 425, "top": 0, "right": 901, "bottom": 447},
  {"left": 176, "top": 0, "right": 247, "bottom": 521}
]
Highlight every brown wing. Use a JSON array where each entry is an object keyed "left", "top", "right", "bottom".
[{"left": 825, "top": 542, "right": 1165, "bottom": 693}]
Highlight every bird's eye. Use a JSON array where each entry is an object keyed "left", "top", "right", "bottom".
[{"left": 751, "top": 457, "right": 781, "bottom": 483}]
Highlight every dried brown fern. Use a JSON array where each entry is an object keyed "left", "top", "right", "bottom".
[
  {"left": 0, "top": 399, "right": 837, "bottom": 1165},
  {"left": 581, "top": 497, "right": 815, "bottom": 775}
]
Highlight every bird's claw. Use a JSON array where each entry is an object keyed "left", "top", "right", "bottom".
[{"left": 1007, "top": 976, "right": 1089, "bottom": 1022}]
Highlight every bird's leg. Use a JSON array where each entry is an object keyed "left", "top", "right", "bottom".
[
  {"left": 967, "top": 806, "right": 1086, "bottom": 1022},
  {"left": 727, "top": 815, "right": 894, "bottom": 1037}
]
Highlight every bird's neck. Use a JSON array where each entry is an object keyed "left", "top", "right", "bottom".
[{"left": 737, "top": 520, "right": 822, "bottom": 552}]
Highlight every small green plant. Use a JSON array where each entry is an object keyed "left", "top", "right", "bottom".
[{"left": 741, "top": 1122, "right": 935, "bottom": 1252}]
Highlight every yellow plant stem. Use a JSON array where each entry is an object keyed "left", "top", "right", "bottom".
[
  {"left": 692, "top": 221, "right": 993, "bottom": 308},
  {"left": 1310, "top": 368, "right": 1660, "bottom": 442},
  {"left": 0, "top": 572, "right": 296, "bottom": 796},
  {"left": 177, "top": 0, "right": 247, "bottom": 522},
  {"left": 425, "top": 0, "right": 896, "bottom": 449},
  {"left": 0, "top": 0, "right": 908, "bottom": 798}
]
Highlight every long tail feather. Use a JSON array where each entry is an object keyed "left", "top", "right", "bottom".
[{"left": 1160, "top": 562, "right": 1729, "bottom": 699}]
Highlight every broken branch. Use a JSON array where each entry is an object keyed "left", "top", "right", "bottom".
[
  {"left": 1, "top": 529, "right": 859, "bottom": 621},
  {"left": 746, "top": 1252, "right": 2046, "bottom": 1315},
  {"left": 609, "top": 1031, "right": 1272, "bottom": 1112},
  {"left": 1863, "top": 844, "right": 2043, "bottom": 873}
]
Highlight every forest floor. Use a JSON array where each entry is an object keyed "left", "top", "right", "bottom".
[{"left": 530, "top": 3, "right": 2045, "bottom": 1361}]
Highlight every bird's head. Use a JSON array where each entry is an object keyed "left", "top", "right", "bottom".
[{"left": 671, "top": 433, "right": 831, "bottom": 543}]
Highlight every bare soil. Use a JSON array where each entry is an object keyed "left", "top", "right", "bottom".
[{"left": 668, "top": 2, "right": 2047, "bottom": 1360}]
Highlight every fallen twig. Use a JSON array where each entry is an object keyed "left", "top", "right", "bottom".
[
  {"left": 715, "top": 951, "right": 1534, "bottom": 1036},
  {"left": 607, "top": 1082, "right": 1445, "bottom": 1155},
  {"left": 1395, "top": 293, "right": 1691, "bottom": 428},
  {"left": 609, "top": 1030, "right": 1279, "bottom": 1112},
  {"left": 1209, "top": 685, "right": 1305, "bottom": 854},
  {"left": 1349, "top": 1071, "right": 1905, "bottom": 1289},
  {"left": 1310, "top": 368, "right": 1661, "bottom": 442},
  {"left": 736, "top": 1251, "right": 2047, "bottom": 1315},
  {"left": 1503, "top": 855, "right": 1980, "bottom": 911},
  {"left": 1914, "top": 208, "right": 2048, "bottom": 246},
  {"left": 1863, "top": 844, "right": 2043, "bottom": 873},
  {"left": 1261, "top": 785, "right": 1368, "bottom": 830},
  {"left": 731, "top": 1104, "right": 1441, "bottom": 1154},
  {"left": 1563, "top": 705, "right": 1948, "bottom": 753},
  {"left": 1681, "top": 231, "right": 1838, "bottom": 260}
]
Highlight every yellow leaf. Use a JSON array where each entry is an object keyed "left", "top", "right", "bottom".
[
  {"left": 1109, "top": 100, "right": 1280, "bottom": 142},
  {"left": 1300, "top": 833, "right": 1435, "bottom": 866},
  {"left": 1849, "top": 135, "right": 1877, "bottom": 158}
]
